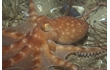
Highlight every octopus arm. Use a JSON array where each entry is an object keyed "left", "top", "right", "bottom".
[
  {"left": 2, "top": 43, "right": 31, "bottom": 69},
  {"left": 2, "top": 0, "right": 38, "bottom": 44},
  {"left": 2, "top": 17, "right": 37, "bottom": 44},
  {"left": 54, "top": 45, "right": 107, "bottom": 58},
  {"left": 40, "top": 43, "right": 78, "bottom": 70},
  {"left": 2, "top": 28, "right": 34, "bottom": 55},
  {"left": 2, "top": 51, "right": 35, "bottom": 70},
  {"left": 47, "top": 40, "right": 57, "bottom": 52}
]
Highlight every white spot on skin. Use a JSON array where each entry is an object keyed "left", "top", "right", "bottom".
[
  {"left": 34, "top": 23, "right": 37, "bottom": 26},
  {"left": 62, "top": 32, "right": 65, "bottom": 35},
  {"left": 65, "top": 19, "right": 67, "bottom": 21},
  {"left": 34, "top": 34, "right": 37, "bottom": 37},
  {"left": 30, "top": 31, "right": 33, "bottom": 36},
  {"left": 37, "top": 36, "right": 41, "bottom": 39},
  {"left": 59, "top": 26, "right": 62, "bottom": 29},
  {"left": 71, "top": 21, "right": 74, "bottom": 23},
  {"left": 56, "top": 28, "right": 59, "bottom": 30},
  {"left": 67, "top": 26, "right": 70, "bottom": 29},
  {"left": 26, "top": 44, "right": 28, "bottom": 46},
  {"left": 31, "top": 14, "right": 37, "bottom": 19},
  {"left": 65, "top": 62, "right": 72, "bottom": 67},
  {"left": 61, "top": 21, "right": 64, "bottom": 23},
  {"left": 67, "top": 47, "right": 72, "bottom": 50},
  {"left": 51, "top": 55, "right": 56, "bottom": 59},
  {"left": 10, "top": 59, "right": 14, "bottom": 65},
  {"left": 75, "top": 34, "right": 78, "bottom": 37},
  {"left": 78, "top": 22, "right": 81, "bottom": 25},
  {"left": 79, "top": 30, "right": 82, "bottom": 33},
  {"left": 58, "top": 60, "right": 65, "bottom": 65},
  {"left": 22, "top": 38, "right": 27, "bottom": 43},
  {"left": 31, "top": 55, "right": 33, "bottom": 57},
  {"left": 32, "top": 57, "right": 38, "bottom": 61},
  {"left": 19, "top": 52, "right": 25, "bottom": 56},
  {"left": 65, "top": 29, "right": 68, "bottom": 31},
  {"left": 10, "top": 44, "right": 14, "bottom": 49},
  {"left": 74, "top": 19, "right": 77, "bottom": 22},
  {"left": 66, "top": 23, "right": 69, "bottom": 25},
  {"left": 71, "top": 35, "right": 74, "bottom": 38},
  {"left": 67, "top": 32, "right": 70, "bottom": 35},
  {"left": 36, "top": 48, "right": 39, "bottom": 51},
  {"left": 65, "top": 62, "right": 78, "bottom": 70},
  {"left": 71, "top": 66, "right": 78, "bottom": 70},
  {"left": 28, "top": 45, "right": 32, "bottom": 48},
  {"left": 71, "top": 24, "right": 74, "bottom": 26},
  {"left": 33, "top": 64, "right": 40, "bottom": 68},
  {"left": 72, "top": 29, "right": 75, "bottom": 32},
  {"left": 11, "top": 32, "right": 17, "bottom": 35},
  {"left": 59, "top": 39, "right": 63, "bottom": 42}
]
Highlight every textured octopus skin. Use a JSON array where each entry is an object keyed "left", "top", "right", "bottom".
[{"left": 2, "top": 0, "right": 107, "bottom": 70}]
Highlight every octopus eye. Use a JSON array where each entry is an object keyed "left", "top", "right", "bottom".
[{"left": 41, "top": 23, "right": 52, "bottom": 32}]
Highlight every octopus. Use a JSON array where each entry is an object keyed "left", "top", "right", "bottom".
[{"left": 2, "top": 0, "right": 107, "bottom": 70}]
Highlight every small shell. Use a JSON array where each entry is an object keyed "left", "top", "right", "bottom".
[
  {"left": 72, "top": 6, "right": 85, "bottom": 16},
  {"left": 60, "top": 4, "right": 85, "bottom": 17}
]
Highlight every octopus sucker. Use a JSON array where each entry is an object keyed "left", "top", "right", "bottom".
[
  {"left": 54, "top": 45, "right": 106, "bottom": 58},
  {"left": 2, "top": 0, "right": 107, "bottom": 70},
  {"left": 73, "top": 50, "right": 107, "bottom": 57}
]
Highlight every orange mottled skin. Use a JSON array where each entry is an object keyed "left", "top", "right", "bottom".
[{"left": 2, "top": 0, "right": 106, "bottom": 70}]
